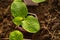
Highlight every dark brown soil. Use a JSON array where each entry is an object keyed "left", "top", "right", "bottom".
[{"left": 0, "top": 0, "right": 60, "bottom": 40}]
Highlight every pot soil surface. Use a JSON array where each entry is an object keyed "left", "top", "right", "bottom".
[{"left": 0, "top": 0, "right": 60, "bottom": 40}]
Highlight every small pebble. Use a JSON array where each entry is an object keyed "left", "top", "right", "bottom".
[{"left": 23, "top": 0, "right": 39, "bottom": 6}]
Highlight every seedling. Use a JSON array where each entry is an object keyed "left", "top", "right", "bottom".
[
  {"left": 9, "top": 30, "right": 23, "bottom": 40},
  {"left": 11, "top": 0, "right": 40, "bottom": 33},
  {"left": 10, "top": 0, "right": 41, "bottom": 40}
]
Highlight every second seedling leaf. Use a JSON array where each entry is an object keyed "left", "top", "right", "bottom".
[{"left": 22, "top": 16, "right": 40, "bottom": 33}]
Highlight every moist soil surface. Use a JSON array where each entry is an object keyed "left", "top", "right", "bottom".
[{"left": 0, "top": 0, "right": 60, "bottom": 40}]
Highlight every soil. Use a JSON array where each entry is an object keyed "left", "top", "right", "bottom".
[{"left": 0, "top": 0, "right": 60, "bottom": 40}]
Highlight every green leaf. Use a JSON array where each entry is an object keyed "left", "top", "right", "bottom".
[
  {"left": 22, "top": 16, "right": 40, "bottom": 33},
  {"left": 12, "top": 17, "right": 23, "bottom": 26},
  {"left": 32, "top": 0, "right": 45, "bottom": 3},
  {"left": 11, "top": 2, "right": 28, "bottom": 18},
  {"left": 9, "top": 30, "right": 23, "bottom": 40}
]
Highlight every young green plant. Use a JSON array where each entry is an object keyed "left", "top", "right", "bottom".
[
  {"left": 10, "top": 0, "right": 40, "bottom": 40},
  {"left": 11, "top": 0, "right": 40, "bottom": 33},
  {"left": 9, "top": 30, "right": 23, "bottom": 40}
]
